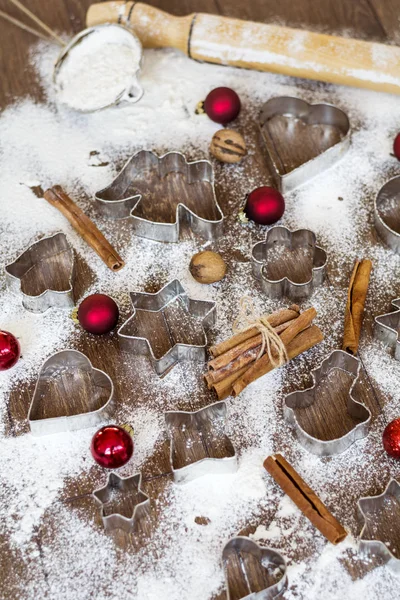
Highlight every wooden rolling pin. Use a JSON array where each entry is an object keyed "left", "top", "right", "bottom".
[{"left": 87, "top": 2, "right": 400, "bottom": 95}]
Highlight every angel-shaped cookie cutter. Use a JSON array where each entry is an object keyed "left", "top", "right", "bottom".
[{"left": 95, "top": 150, "right": 224, "bottom": 243}]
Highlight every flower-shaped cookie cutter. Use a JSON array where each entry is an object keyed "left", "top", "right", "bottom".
[
  {"left": 374, "top": 176, "right": 400, "bottom": 254},
  {"left": 5, "top": 232, "right": 75, "bottom": 313},
  {"left": 118, "top": 279, "right": 216, "bottom": 377},
  {"left": 93, "top": 471, "right": 150, "bottom": 533},
  {"left": 28, "top": 349, "right": 115, "bottom": 436},
  {"left": 375, "top": 298, "right": 400, "bottom": 360},
  {"left": 95, "top": 150, "right": 224, "bottom": 243},
  {"left": 284, "top": 350, "right": 371, "bottom": 456},
  {"left": 222, "top": 536, "right": 288, "bottom": 600},
  {"left": 165, "top": 401, "right": 237, "bottom": 484},
  {"left": 358, "top": 479, "right": 400, "bottom": 574},
  {"left": 259, "top": 96, "right": 351, "bottom": 192},
  {"left": 251, "top": 226, "right": 328, "bottom": 301}
]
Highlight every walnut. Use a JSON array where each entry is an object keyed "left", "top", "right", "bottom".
[
  {"left": 189, "top": 251, "right": 227, "bottom": 284},
  {"left": 210, "top": 129, "right": 247, "bottom": 163}
]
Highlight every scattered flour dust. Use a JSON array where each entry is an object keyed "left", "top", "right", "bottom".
[{"left": 0, "top": 30, "right": 400, "bottom": 600}]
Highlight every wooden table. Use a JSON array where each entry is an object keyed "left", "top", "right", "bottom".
[{"left": 1, "top": 1, "right": 400, "bottom": 599}]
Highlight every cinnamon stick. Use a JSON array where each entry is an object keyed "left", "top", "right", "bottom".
[
  {"left": 43, "top": 185, "right": 125, "bottom": 271},
  {"left": 205, "top": 345, "right": 262, "bottom": 386},
  {"left": 233, "top": 307, "right": 317, "bottom": 396},
  {"left": 264, "top": 454, "right": 347, "bottom": 545},
  {"left": 342, "top": 259, "right": 372, "bottom": 355},
  {"left": 209, "top": 305, "right": 300, "bottom": 357}
]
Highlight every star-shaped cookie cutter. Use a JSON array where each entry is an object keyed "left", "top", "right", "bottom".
[
  {"left": 93, "top": 471, "right": 150, "bottom": 533},
  {"left": 375, "top": 299, "right": 400, "bottom": 360},
  {"left": 251, "top": 226, "right": 328, "bottom": 301},
  {"left": 95, "top": 150, "right": 224, "bottom": 243},
  {"left": 358, "top": 479, "right": 400, "bottom": 574},
  {"left": 118, "top": 280, "right": 216, "bottom": 376},
  {"left": 284, "top": 350, "right": 371, "bottom": 455}
]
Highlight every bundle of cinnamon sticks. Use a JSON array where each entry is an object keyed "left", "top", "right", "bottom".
[{"left": 205, "top": 305, "right": 324, "bottom": 399}]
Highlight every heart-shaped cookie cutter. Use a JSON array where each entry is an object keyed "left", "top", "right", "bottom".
[
  {"left": 251, "top": 226, "right": 328, "bottom": 301},
  {"left": 284, "top": 350, "right": 371, "bottom": 456},
  {"left": 222, "top": 536, "right": 288, "bottom": 600},
  {"left": 259, "top": 96, "right": 350, "bottom": 192},
  {"left": 374, "top": 176, "right": 400, "bottom": 254},
  {"left": 28, "top": 349, "right": 115, "bottom": 436}
]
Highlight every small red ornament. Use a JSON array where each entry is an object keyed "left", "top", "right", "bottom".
[
  {"left": 383, "top": 418, "right": 400, "bottom": 459},
  {"left": 203, "top": 87, "right": 241, "bottom": 125},
  {"left": 393, "top": 133, "right": 400, "bottom": 160},
  {"left": 243, "top": 186, "right": 285, "bottom": 225},
  {"left": 0, "top": 330, "right": 21, "bottom": 371},
  {"left": 77, "top": 294, "right": 119, "bottom": 335},
  {"left": 91, "top": 425, "right": 134, "bottom": 469}
]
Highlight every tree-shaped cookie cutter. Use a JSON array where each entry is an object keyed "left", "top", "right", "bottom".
[
  {"left": 5, "top": 232, "right": 75, "bottom": 313},
  {"left": 118, "top": 279, "right": 216, "bottom": 377},
  {"left": 93, "top": 471, "right": 150, "bottom": 533},
  {"left": 284, "top": 350, "right": 371, "bottom": 456},
  {"left": 28, "top": 349, "right": 115, "bottom": 436},
  {"left": 375, "top": 298, "right": 400, "bottom": 360},
  {"left": 358, "top": 479, "right": 400, "bottom": 574},
  {"left": 165, "top": 401, "right": 237, "bottom": 484},
  {"left": 222, "top": 536, "right": 288, "bottom": 600},
  {"left": 251, "top": 226, "right": 328, "bottom": 301},
  {"left": 259, "top": 96, "right": 350, "bottom": 192},
  {"left": 95, "top": 150, "right": 224, "bottom": 242},
  {"left": 374, "top": 176, "right": 400, "bottom": 254}
]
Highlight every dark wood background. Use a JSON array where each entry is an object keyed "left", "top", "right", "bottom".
[{"left": 1, "top": 1, "right": 400, "bottom": 599}]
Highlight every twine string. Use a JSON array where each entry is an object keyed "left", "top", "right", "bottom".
[{"left": 232, "top": 296, "right": 288, "bottom": 367}]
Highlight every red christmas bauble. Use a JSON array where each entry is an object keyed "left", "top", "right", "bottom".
[
  {"left": 383, "top": 418, "right": 400, "bottom": 459},
  {"left": 393, "top": 133, "right": 400, "bottom": 160},
  {"left": 204, "top": 87, "right": 241, "bottom": 125},
  {"left": 244, "top": 186, "right": 285, "bottom": 225},
  {"left": 91, "top": 425, "right": 134, "bottom": 469},
  {"left": 0, "top": 330, "right": 21, "bottom": 371},
  {"left": 77, "top": 294, "right": 119, "bottom": 335}
]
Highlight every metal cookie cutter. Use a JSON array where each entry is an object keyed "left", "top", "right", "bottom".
[
  {"left": 358, "top": 479, "right": 400, "bottom": 574},
  {"left": 284, "top": 350, "right": 371, "bottom": 456},
  {"left": 118, "top": 279, "right": 216, "bottom": 377},
  {"left": 54, "top": 23, "right": 143, "bottom": 112},
  {"left": 93, "top": 471, "right": 150, "bottom": 533},
  {"left": 5, "top": 232, "right": 75, "bottom": 313},
  {"left": 375, "top": 299, "right": 400, "bottom": 360},
  {"left": 251, "top": 226, "right": 327, "bottom": 301},
  {"left": 374, "top": 176, "right": 400, "bottom": 254},
  {"left": 259, "top": 96, "right": 350, "bottom": 192},
  {"left": 28, "top": 349, "right": 114, "bottom": 436},
  {"left": 223, "top": 537, "right": 288, "bottom": 600},
  {"left": 165, "top": 401, "right": 237, "bottom": 484},
  {"left": 95, "top": 150, "right": 224, "bottom": 243}
]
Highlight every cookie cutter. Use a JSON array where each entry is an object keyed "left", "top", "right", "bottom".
[
  {"left": 259, "top": 96, "right": 350, "bottom": 192},
  {"left": 251, "top": 226, "right": 327, "bottom": 300},
  {"left": 374, "top": 176, "right": 400, "bottom": 254},
  {"left": 374, "top": 298, "right": 400, "bottom": 360},
  {"left": 358, "top": 479, "right": 400, "bottom": 574},
  {"left": 93, "top": 471, "right": 150, "bottom": 533},
  {"left": 5, "top": 232, "right": 75, "bottom": 313},
  {"left": 118, "top": 279, "right": 216, "bottom": 377},
  {"left": 165, "top": 401, "right": 237, "bottom": 484},
  {"left": 223, "top": 537, "right": 288, "bottom": 600},
  {"left": 28, "top": 349, "right": 115, "bottom": 436},
  {"left": 284, "top": 350, "right": 371, "bottom": 456},
  {"left": 54, "top": 23, "right": 143, "bottom": 112},
  {"left": 95, "top": 150, "right": 224, "bottom": 243}
]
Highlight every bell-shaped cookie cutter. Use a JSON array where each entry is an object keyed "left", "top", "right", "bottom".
[
  {"left": 94, "top": 150, "right": 224, "bottom": 243},
  {"left": 374, "top": 176, "right": 400, "bottom": 254},
  {"left": 93, "top": 471, "right": 150, "bottom": 533},
  {"left": 28, "top": 349, "right": 115, "bottom": 436},
  {"left": 165, "top": 401, "right": 237, "bottom": 484},
  {"left": 222, "top": 536, "right": 288, "bottom": 600},
  {"left": 374, "top": 298, "right": 400, "bottom": 360},
  {"left": 284, "top": 350, "right": 371, "bottom": 456},
  {"left": 358, "top": 479, "right": 400, "bottom": 574},
  {"left": 251, "top": 226, "right": 328, "bottom": 301},
  {"left": 259, "top": 96, "right": 351, "bottom": 192},
  {"left": 5, "top": 232, "right": 75, "bottom": 313}
]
